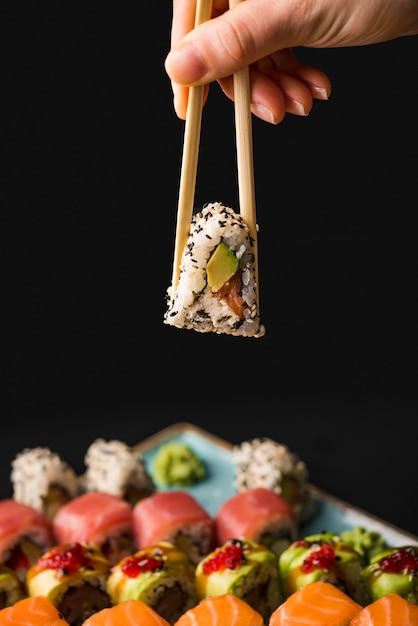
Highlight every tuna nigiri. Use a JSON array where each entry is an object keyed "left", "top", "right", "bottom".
[
  {"left": 268, "top": 581, "right": 362, "bottom": 626},
  {"left": 133, "top": 491, "right": 215, "bottom": 565},
  {"left": 215, "top": 487, "right": 297, "bottom": 557},
  {"left": 350, "top": 593, "right": 418, "bottom": 625},
  {"left": 0, "top": 498, "right": 55, "bottom": 581},
  {"left": 52, "top": 491, "right": 135, "bottom": 566},
  {"left": 80, "top": 599, "right": 172, "bottom": 626},
  {"left": 0, "top": 595, "right": 71, "bottom": 625},
  {"left": 173, "top": 593, "right": 264, "bottom": 626}
]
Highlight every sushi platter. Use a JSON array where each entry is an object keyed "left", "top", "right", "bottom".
[{"left": 135, "top": 421, "right": 418, "bottom": 546}]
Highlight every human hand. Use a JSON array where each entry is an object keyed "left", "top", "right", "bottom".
[{"left": 165, "top": 0, "right": 418, "bottom": 124}]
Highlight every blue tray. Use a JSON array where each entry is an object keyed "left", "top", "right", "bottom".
[{"left": 136, "top": 422, "right": 418, "bottom": 547}]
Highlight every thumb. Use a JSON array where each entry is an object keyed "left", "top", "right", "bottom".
[{"left": 164, "top": 0, "right": 316, "bottom": 85}]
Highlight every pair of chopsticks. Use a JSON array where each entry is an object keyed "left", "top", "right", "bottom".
[{"left": 170, "top": 0, "right": 259, "bottom": 310}]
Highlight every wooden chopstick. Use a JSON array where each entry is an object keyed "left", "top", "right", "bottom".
[
  {"left": 170, "top": 0, "right": 213, "bottom": 296},
  {"left": 229, "top": 0, "right": 260, "bottom": 310}
]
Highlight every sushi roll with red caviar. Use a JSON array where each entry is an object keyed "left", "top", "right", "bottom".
[
  {"left": 278, "top": 532, "right": 368, "bottom": 605},
  {"left": 215, "top": 487, "right": 297, "bottom": 557},
  {"left": 53, "top": 491, "right": 135, "bottom": 566},
  {"left": 106, "top": 541, "right": 197, "bottom": 625},
  {"left": 195, "top": 538, "right": 282, "bottom": 623},
  {"left": 0, "top": 564, "right": 25, "bottom": 609},
  {"left": 26, "top": 541, "right": 112, "bottom": 626},
  {"left": 363, "top": 545, "right": 418, "bottom": 604},
  {"left": 0, "top": 498, "right": 55, "bottom": 582},
  {"left": 164, "top": 202, "right": 265, "bottom": 338}
]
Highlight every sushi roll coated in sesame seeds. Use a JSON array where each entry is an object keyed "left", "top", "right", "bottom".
[
  {"left": 164, "top": 202, "right": 265, "bottom": 338},
  {"left": 10, "top": 447, "right": 79, "bottom": 520},
  {"left": 83, "top": 438, "right": 155, "bottom": 505}
]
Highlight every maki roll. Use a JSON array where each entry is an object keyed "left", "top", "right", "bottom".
[
  {"left": 232, "top": 438, "right": 313, "bottom": 523},
  {"left": 133, "top": 490, "right": 215, "bottom": 565},
  {"left": 164, "top": 202, "right": 265, "bottom": 338},
  {"left": 26, "top": 541, "right": 112, "bottom": 626},
  {"left": 363, "top": 545, "right": 418, "bottom": 604},
  {"left": 215, "top": 487, "right": 297, "bottom": 557},
  {"left": 0, "top": 564, "right": 25, "bottom": 610},
  {"left": 10, "top": 447, "right": 79, "bottom": 520},
  {"left": 53, "top": 491, "right": 135, "bottom": 566},
  {"left": 0, "top": 498, "right": 55, "bottom": 582},
  {"left": 195, "top": 538, "right": 282, "bottom": 623},
  {"left": 106, "top": 541, "right": 197, "bottom": 625},
  {"left": 83, "top": 438, "right": 155, "bottom": 505},
  {"left": 278, "top": 532, "right": 368, "bottom": 605}
]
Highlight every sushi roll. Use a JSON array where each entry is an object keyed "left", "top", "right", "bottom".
[
  {"left": 268, "top": 581, "right": 362, "bottom": 626},
  {"left": 350, "top": 593, "right": 418, "bottom": 626},
  {"left": 133, "top": 490, "right": 216, "bottom": 565},
  {"left": 83, "top": 438, "right": 155, "bottom": 505},
  {"left": 81, "top": 599, "right": 172, "bottom": 626},
  {"left": 0, "top": 595, "right": 71, "bottom": 626},
  {"left": 232, "top": 438, "right": 314, "bottom": 523},
  {"left": 173, "top": 593, "right": 264, "bottom": 626},
  {"left": 10, "top": 446, "right": 79, "bottom": 520},
  {"left": 195, "top": 538, "right": 282, "bottom": 623},
  {"left": 0, "top": 564, "right": 25, "bottom": 610},
  {"left": 26, "top": 541, "right": 112, "bottom": 626},
  {"left": 106, "top": 541, "right": 197, "bottom": 625},
  {"left": 0, "top": 498, "right": 55, "bottom": 582},
  {"left": 164, "top": 202, "right": 265, "bottom": 338},
  {"left": 215, "top": 487, "right": 298, "bottom": 557},
  {"left": 53, "top": 491, "right": 135, "bottom": 566},
  {"left": 362, "top": 544, "right": 418, "bottom": 604},
  {"left": 278, "top": 531, "right": 368, "bottom": 605}
]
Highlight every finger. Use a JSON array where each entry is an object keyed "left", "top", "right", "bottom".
[{"left": 171, "top": 82, "right": 210, "bottom": 120}]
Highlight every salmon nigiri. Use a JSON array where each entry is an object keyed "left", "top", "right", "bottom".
[
  {"left": 350, "top": 593, "right": 418, "bottom": 626},
  {"left": 269, "top": 581, "right": 362, "bottom": 626},
  {"left": 0, "top": 595, "right": 71, "bottom": 625},
  {"left": 80, "top": 599, "right": 171, "bottom": 626},
  {"left": 173, "top": 594, "right": 264, "bottom": 626}
]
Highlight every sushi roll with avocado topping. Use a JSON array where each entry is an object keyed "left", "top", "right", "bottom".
[
  {"left": 195, "top": 538, "right": 282, "bottom": 623},
  {"left": 363, "top": 545, "right": 418, "bottom": 604},
  {"left": 164, "top": 202, "right": 265, "bottom": 338},
  {"left": 10, "top": 447, "right": 79, "bottom": 520},
  {"left": 278, "top": 532, "right": 368, "bottom": 605},
  {"left": 0, "top": 565, "right": 25, "bottom": 610},
  {"left": 106, "top": 541, "right": 197, "bottom": 625},
  {"left": 26, "top": 542, "right": 112, "bottom": 626}
]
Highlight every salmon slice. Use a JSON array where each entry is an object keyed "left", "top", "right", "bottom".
[
  {"left": 0, "top": 595, "right": 70, "bottom": 625},
  {"left": 173, "top": 593, "right": 265, "bottom": 626},
  {"left": 269, "top": 581, "right": 362, "bottom": 626},
  {"left": 350, "top": 593, "right": 418, "bottom": 625},
  {"left": 80, "top": 599, "right": 171, "bottom": 626}
]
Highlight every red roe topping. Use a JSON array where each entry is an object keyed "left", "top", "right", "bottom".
[
  {"left": 379, "top": 548, "right": 418, "bottom": 574},
  {"left": 202, "top": 540, "right": 245, "bottom": 575},
  {"left": 301, "top": 544, "right": 336, "bottom": 573},
  {"left": 38, "top": 543, "right": 88, "bottom": 575},
  {"left": 121, "top": 554, "right": 164, "bottom": 578}
]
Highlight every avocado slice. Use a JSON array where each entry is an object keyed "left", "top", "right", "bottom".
[{"left": 206, "top": 242, "right": 239, "bottom": 292}]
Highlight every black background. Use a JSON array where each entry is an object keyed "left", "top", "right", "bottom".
[{"left": 2, "top": 8, "right": 417, "bottom": 537}]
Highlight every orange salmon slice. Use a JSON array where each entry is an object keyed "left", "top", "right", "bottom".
[
  {"left": 0, "top": 595, "right": 70, "bottom": 625},
  {"left": 174, "top": 594, "right": 264, "bottom": 626},
  {"left": 269, "top": 581, "right": 362, "bottom": 626},
  {"left": 350, "top": 593, "right": 418, "bottom": 626}
]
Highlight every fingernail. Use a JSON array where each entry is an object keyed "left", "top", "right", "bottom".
[
  {"left": 292, "top": 101, "right": 309, "bottom": 116},
  {"left": 166, "top": 44, "right": 208, "bottom": 83},
  {"left": 251, "top": 103, "right": 277, "bottom": 124},
  {"left": 311, "top": 85, "right": 329, "bottom": 100}
]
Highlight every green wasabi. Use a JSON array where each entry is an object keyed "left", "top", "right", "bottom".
[
  {"left": 340, "top": 526, "right": 387, "bottom": 563},
  {"left": 153, "top": 441, "right": 207, "bottom": 487}
]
